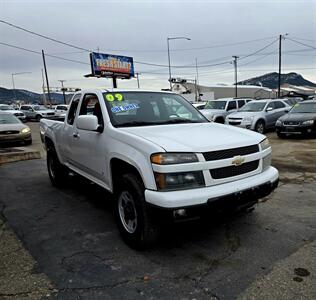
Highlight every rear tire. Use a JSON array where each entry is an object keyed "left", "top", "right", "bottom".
[
  {"left": 47, "top": 147, "right": 68, "bottom": 187},
  {"left": 255, "top": 120, "right": 265, "bottom": 134},
  {"left": 116, "top": 173, "right": 159, "bottom": 249}
]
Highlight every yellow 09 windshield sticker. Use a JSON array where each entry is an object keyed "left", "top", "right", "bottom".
[
  {"left": 105, "top": 93, "right": 123, "bottom": 102},
  {"left": 294, "top": 103, "right": 300, "bottom": 107}
]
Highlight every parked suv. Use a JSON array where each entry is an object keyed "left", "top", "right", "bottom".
[
  {"left": 226, "top": 99, "right": 290, "bottom": 133},
  {"left": 0, "top": 104, "right": 27, "bottom": 122},
  {"left": 20, "top": 105, "right": 57, "bottom": 121},
  {"left": 200, "top": 98, "right": 252, "bottom": 123}
]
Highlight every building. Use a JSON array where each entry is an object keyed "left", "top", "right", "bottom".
[{"left": 171, "top": 80, "right": 274, "bottom": 101}]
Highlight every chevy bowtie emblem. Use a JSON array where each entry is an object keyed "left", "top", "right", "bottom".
[{"left": 232, "top": 156, "right": 245, "bottom": 166}]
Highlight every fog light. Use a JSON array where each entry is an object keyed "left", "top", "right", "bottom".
[{"left": 173, "top": 209, "right": 187, "bottom": 218}]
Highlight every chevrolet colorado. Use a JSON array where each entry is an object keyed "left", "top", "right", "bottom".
[{"left": 40, "top": 89, "right": 279, "bottom": 247}]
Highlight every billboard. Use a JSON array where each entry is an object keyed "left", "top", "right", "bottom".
[{"left": 90, "top": 52, "right": 134, "bottom": 78}]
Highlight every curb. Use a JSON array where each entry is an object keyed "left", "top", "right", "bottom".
[{"left": 0, "top": 147, "right": 41, "bottom": 165}]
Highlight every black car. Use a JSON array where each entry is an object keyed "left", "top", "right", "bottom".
[{"left": 275, "top": 100, "right": 316, "bottom": 138}]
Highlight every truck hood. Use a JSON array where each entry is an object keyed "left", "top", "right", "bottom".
[
  {"left": 200, "top": 109, "right": 225, "bottom": 116},
  {"left": 120, "top": 123, "right": 264, "bottom": 152},
  {"left": 228, "top": 111, "right": 261, "bottom": 118}
]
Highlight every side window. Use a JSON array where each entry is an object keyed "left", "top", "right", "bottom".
[
  {"left": 227, "top": 101, "right": 237, "bottom": 111},
  {"left": 266, "top": 102, "right": 275, "bottom": 110},
  {"left": 79, "top": 94, "right": 103, "bottom": 125},
  {"left": 67, "top": 95, "right": 81, "bottom": 125},
  {"left": 238, "top": 100, "right": 245, "bottom": 108},
  {"left": 275, "top": 101, "right": 286, "bottom": 109}
]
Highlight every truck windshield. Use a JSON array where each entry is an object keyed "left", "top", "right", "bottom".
[
  {"left": 103, "top": 92, "right": 208, "bottom": 127},
  {"left": 239, "top": 102, "right": 267, "bottom": 112},
  {"left": 204, "top": 101, "right": 227, "bottom": 110}
]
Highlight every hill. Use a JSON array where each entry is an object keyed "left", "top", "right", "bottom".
[
  {"left": 0, "top": 87, "right": 72, "bottom": 104},
  {"left": 237, "top": 72, "right": 316, "bottom": 89}
]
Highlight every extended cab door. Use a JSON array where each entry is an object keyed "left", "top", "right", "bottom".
[
  {"left": 69, "top": 93, "right": 106, "bottom": 182},
  {"left": 62, "top": 93, "right": 81, "bottom": 161}
]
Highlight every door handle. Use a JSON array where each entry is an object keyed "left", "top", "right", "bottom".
[{"left": 73, "top": 132, "right": 80, "bottom": 139}]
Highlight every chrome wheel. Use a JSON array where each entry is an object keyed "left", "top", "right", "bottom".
[
  {"left": 256, "top": 122, "right": 265, "bottom": 134},
  {"left": 118, "top": 191, "right": 138, "bottom": 234}
]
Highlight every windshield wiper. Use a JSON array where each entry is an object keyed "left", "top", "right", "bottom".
[
  {"left": 158, "top": 119, "right": 203, "bottom": 124},
  {"left": 116, "top": 121, "right": 161, "bottom": 127}
]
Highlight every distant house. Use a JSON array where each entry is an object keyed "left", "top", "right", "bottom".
[{"left": 171, "top": 81, "right": 274, "bottom": 101}]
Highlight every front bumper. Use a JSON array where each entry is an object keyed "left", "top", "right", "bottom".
[
  {"left": 0, "top": 133, "right": 32, "bottom": 144},
  {"left": 226, "top": 120, "right": 254, "bottom": 130},
  {"left": 276, "top": 125, "right": 316, "bottom": 135},
  {"left": 145, "top": 166, "right": 278, "bottom": 209}
]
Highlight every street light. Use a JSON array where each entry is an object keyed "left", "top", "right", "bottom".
[
  {"left": 167, "top": 37, "right": 191, "bottom": 90},
  {"left": 11, "top": 72, "right": 32, "bottom": 102}
]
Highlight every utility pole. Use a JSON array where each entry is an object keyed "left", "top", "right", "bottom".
[
  {"left": 42, "top": 50, "right": 51, "bottom": 107},
  {"left": 135, "top": 73, "right": 140, "bottom": 89},
  {"left": 41, "top": 69, "right": 47, "bottom": 106},
  {"left": 58, "top": 80, "right": 67, "bottom": 104},
  {"left": 11, "top": 74, "right": 16, "bottom": 101},
  {"left": 278, "top": 34, "right": 282, "bottom": 98},
  {"left": 232, "top": 56, "right": 239, "bottom": 98},
  {"left": 278, "top": 33, "right": 288, "bottom": 98},
  {"left": 195, "top": 58, "right": 200, "bottom": 101}
]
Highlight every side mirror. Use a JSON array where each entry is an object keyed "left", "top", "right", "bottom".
[
  {"left": 76, "top": 115, "right": 100, "bottom": 131},
  {"left": 266, "top": 107, "right": 273, "bottom": 112}
]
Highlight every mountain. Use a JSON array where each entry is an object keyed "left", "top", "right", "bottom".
[
  {"left": 0, "top": 87, "right": 73, "bottom": 104},
  {"left": 237, "top": 72, "right": 316, "bottom": 89}
]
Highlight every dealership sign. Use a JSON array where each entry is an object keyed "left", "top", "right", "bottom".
[{"left": 90, "top": 52, "right": 134, "bottom": 78}]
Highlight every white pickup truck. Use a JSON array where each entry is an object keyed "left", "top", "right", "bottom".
[{"left": 40, "top": 89, "right": 279, "bottom": 247}]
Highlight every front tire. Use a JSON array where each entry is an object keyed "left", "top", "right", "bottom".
[
  {"left": 255, "top": 120, "right": 265, "bottom": 134},
  {"left": 277, "top": 132, "right": 286, "bottom": 139},
  {"left": 47, "top": 147, "right": 68, "bottom": 187},
  {"left": 116, "top": 173, "right": 159, "bottom": 249},
  {"left": 36, "top": 115, "right": 42, "bottom": 122}
]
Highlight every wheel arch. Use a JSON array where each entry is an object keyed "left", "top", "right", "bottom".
[{"left": 110, "top": 158, "right": 145, "bottom": 194}]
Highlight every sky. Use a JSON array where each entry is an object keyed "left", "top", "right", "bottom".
[{"left": 0, "top": 0, "right": 315, "bottom": 93}]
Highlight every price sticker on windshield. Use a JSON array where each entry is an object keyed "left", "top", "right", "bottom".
[
  {"left": 105, "top": 93, "right": 124, "bottom": 102},
  {"left": 294, "top": 103, "right": 300, "bottom": 107}
]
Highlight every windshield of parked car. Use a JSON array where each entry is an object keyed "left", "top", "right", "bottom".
[
  {"left": 0, "top": 113, "right": 21, "bottom": 124},
  {"left": 239, "top": 101, "right": 267, "bottom": 112},
  {"left": 33, "top": 105, "right": 48, "bottom": 111},
  {"left": 283, "top": 99, "right": 297, "bottom": 106},
  {"left": 204, "top": 101, "right": 227, "bottom": 110},
  {"left": 103, "top": 92, "right": 208, "bottom": 127},
  {"left": 290, "top": 102, "right": 316, "bottom": 113},
  {"left": 0, "top": 105, "right": 13, "bottom": 111}
]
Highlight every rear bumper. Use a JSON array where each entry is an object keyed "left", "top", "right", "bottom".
[{"left": 145, "top": 166, "right": 279, "bottom": 209}]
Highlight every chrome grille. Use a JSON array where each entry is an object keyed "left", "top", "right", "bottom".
[{"left": 0, "top": 130, "right": 20, "bottom": 135}]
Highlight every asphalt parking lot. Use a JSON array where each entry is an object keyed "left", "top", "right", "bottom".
[{"left": 0, "top": 123, "right": 315, "bottom": 299}]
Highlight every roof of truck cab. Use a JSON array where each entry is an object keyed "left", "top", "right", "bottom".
[{"left": 80, "top": 89, "right": 176, "bottom": 94}]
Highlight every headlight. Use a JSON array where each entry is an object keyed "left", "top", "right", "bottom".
[
  {"left": 151, "top": 153, "right": 198, "bottom": 165},
  {"left": 260, "top": 138, "right": 270, "bottom": 151},
  {"left": 302, "top": 120, "right": 314, "bottom": 125},
  {"left": 21, "top": 127, "right": 30, "bottom": 134},
  {"left": 243, "top": 116, "right": 254, "bottom": 123},
  {"left": 262, "top": 153, "right": 272, "bottom": 171},
  {"left": 154, "top": 171, "right": 205, "bottom": 191},
  {"left": 276, "top": 119, "right": 282, "bottom": 126}
]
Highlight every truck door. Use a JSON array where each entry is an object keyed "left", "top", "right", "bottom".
[
  {"left": 70, "top": 93, "right": 106, "bottom": 181},
  {"left": 62, "top": 94, "right": 81, "bottom": 161}
]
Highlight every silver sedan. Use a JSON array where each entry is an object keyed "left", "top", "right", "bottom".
[{"left": 0, "top": 112, "right": 32, "bottom": 145}]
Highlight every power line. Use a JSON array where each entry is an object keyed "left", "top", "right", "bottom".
[
  {"left": 239, "top": 38, "right": 279, "bottom": 60},
  {"left": 291, "top": 36, "right": 316, "bottom": 43},
  {"left": 286, "top": 37, "right": 316, "bottom": 50},
  {"left": 0, "top": 20, "right": 278, "bottom": 53},
  {"left": 0, "top": 41, "right": 90, "bottom": 65}
]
